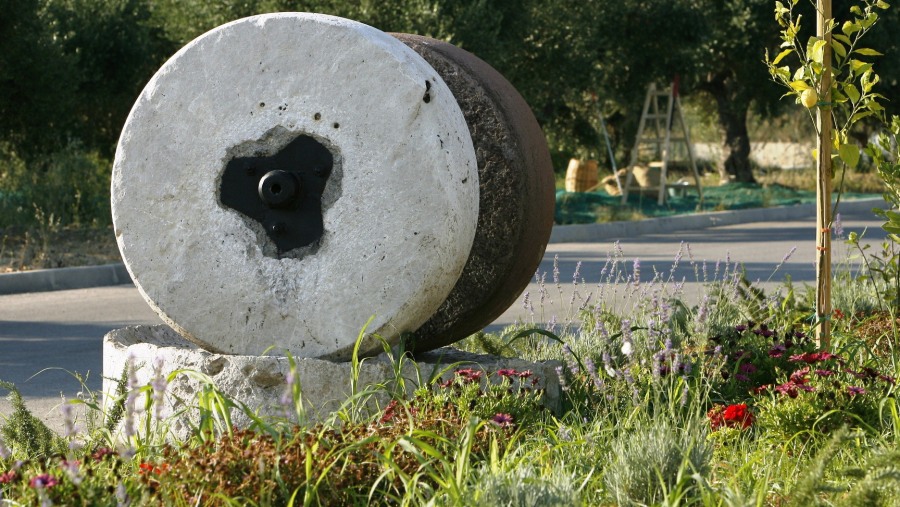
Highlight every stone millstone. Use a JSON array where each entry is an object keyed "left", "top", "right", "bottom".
[
  {"left": 391, "top": 34, "right": 556, "bottom": 352},
  {"left": 111, "top": 14, "right": 478, "bottom": 360}
]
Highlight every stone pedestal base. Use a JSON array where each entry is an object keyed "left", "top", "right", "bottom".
[{"left": 103, "top": 325, "right": 561, "bottom": 439}]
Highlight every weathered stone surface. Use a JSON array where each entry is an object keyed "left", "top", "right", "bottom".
[
  {"left": 111, "top": 14, "right": 478, "bottom": 360},
  {"left": 391, "top": 34, "right": 556, "bottom": 352},
  {"left": 103, "top": 325, "right": 562, "bottom": 439}
]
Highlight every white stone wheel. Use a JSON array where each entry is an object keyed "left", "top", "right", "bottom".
[
  {"left": 392, "top": 35, "right": 556, "bottom": 353},
  {"left": 111, "top": 13, "right": 478, "bottom": 360}
]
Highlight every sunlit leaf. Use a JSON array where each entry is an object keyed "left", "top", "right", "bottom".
[
  {"left": 842, "top": 20, "right": 861, "bottom": 35},
  {"left": 843, "top": 83, "right": 860, "bottom": 103},
  {"left": 789, "top": 80, "right": 811, "bottom": 91},
  {"left": 839, "top": 143, "right": 860, "bottom": 168},
  {"left": 856, "top": 48, "right": 884, "bottom": 56},
  {"left": 772, "top": 48, "right": 793, "bottom": 65},
  {"left": 831, "top": 40, "right": 847, "bottom": 59}
]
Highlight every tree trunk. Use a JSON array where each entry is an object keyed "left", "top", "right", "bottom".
[
  {"left": 703, "top": 75, "right": 757, "bottom": 184},
  {"left": 713, "top": 94, "right": 755, "bottom": 183}
]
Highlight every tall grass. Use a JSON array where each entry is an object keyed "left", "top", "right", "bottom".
[{"left": 2, "top": 241, "right": 900, "bottom": 505}]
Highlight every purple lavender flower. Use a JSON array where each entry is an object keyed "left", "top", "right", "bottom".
[
  {"left": 696, "top": 296, "right": 709, "bottom": 325},
  {"left": 555, "top": 365, "right": 568, "bottom": 392},
  {"left": 833, "top": 213, "right": 844, "bottom": 238},
  {"left": 584, "top": 357, "right": 604, "bottom": 390},
  {"left": 633, "top": 258, "right": 641, "bottom": 285},
  {"left": 151, "top": 356, "right": 168, "bottom": 422}
]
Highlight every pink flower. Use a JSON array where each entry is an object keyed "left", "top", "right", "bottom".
[
  {"left": 0, "top": 470, "right": 17, "bottom": 484},
  {"left": 496, "top": 369, "right": 518, "bottom": 378},
  {"left": 735, "top": 373, "right": 751, "bottom": 382},
  {"left": 768, "top": 344, "right": 787, "bottom": 358},
  {"left": 491, "top": 413, "right": 514, "bottom": 428},
  {"left": 517, "top": 370, "right": 533, "bottom": 379},
  {"left": 28, "top": 474, "right": 58, "bottom": 489},
  {"left": 847, "top": 386, "right": 867, "bottom": 396},
  {"left": 789, "top": 351, "right": 839, "bottom": 364},
  {"left": 814, "top": 369, "right": 835, "bottom": 377}
]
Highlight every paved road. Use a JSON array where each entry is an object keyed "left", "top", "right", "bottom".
[{"left": 0, "top": 206, "right": 887, "bottom": 431}]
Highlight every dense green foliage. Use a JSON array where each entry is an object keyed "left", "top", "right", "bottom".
[
  {"left": 2, "top": 240, "right": 900, "bottom": 504},
  {"left": 3, "top": 0, "right": 900, "bottom": 227}
]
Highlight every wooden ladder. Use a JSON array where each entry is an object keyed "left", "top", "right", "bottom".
[{"left": 621, "top": 81, "right": 703, "bottom": 205}]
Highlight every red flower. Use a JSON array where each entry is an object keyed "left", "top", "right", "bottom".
[
  {"left": 454, "top": 368, "right": 484, "bottom": 383},
  {"left": 91, "top": 447, "right": 117, "bottom": 462},
  {"left": 28, "top": 474, "right": 58, "bottom": 489},
  {"left": 833, "top": 308, "right": 845, "bottom": 320},
  {"left": 708, "top": 404, "right": 754, "bottom": 430},
  {"left": 496, "top": 368, "right": 518, "bottom": 378},
  {"left": 723, "top": 404, "right": 754, "bottom": 429},
  {"left": 0, "top": 470, "right": 18, "bottom": 484}
]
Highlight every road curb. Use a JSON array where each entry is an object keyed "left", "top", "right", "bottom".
[
  {"left": 0, "top": 198, "right": 887, "bottom": 295},
  {"left": 0, "top": 263, "right": 131, "bottom": 295},
  {"left": 549, "top": 197, "right": 886, "bottom": 243}
]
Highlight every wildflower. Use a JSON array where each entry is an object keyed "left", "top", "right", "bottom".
[
  {"left": 522, "top": 291, "right": 533, "bottom": 314},
  {"left": 735, "top": 373, "right": 751, "bottom": 382},
  {"left": 768, "top": 344, "right": 787, "bottom": 358},
  {"left": 557, "top": 425, "right": 572, "bottom": 442},
  {"left": 834, "top": 213, "right": 844, "bottom": 238},
  {"left": 633, "top": 258, "right": 641, "bottom": 284},
  {"left": 496, "top": 368, "right": 518, "bottom": 378},
  {"left": 751, "top": 384, "right": 771, "bottom": 395},
  {"left": 680, "top": 382, "right": 689, "bottom": 406},
  {"left": 789, "top": 351, "right": 839, "bottom": 364},
  {"left": 555, "top": 366, "right": 568, "bottom": 392},
  {"left": 790, "top": 367, "right": 810, "bottom": 384},
  {"left": 280, "top": 369, "right": 296, "bottom": 407},
  {"left": 92, "top": 447, "right": 117, "bottom": 462},
  {"left": 29, "top": 474, "right": 58, "bottom": 489},
  {"left": 491, "top": 413, "right": 514, "bottom": 428},
  {"left": 0, "top": 471, "right": 17, "bottom": 484},
  {"left": 708, "top": 403, "right": 753, "bottom": 430},
  {"left": 739, "top": 363, "right": 757, "bottom": 375},
  {"left": 584, "top": 357, "right": 603, "bottom": 390},
  {"left": 696, "top": 295, "right": 709, "bottom": 325},
  {"left": 774, "top": 382, "right": 800, "bottom": 398},
  {"left": 879, "top": 374, "right": 896, "bottom": 385},
  {"left": 833, "top": 308, "right": 845, "bottom": 320},
  {"left": 723, "top": 404, "right": 754, "bottom": 429},
  {"left": 602, "top": 352, "right": 615, "bottom": 377},
  {"left": 847, "top": 386, "right": 867, "bottom": 396},
  {"left": 517, "top": 370, "right": 533, "bottom": 379},
  {"left": 60, "top": 460, "right": 81, "bottom": 486},
  {"left": 380, "top": 399, "right": 399, "bottom": 424},
  {"left": 620, "top": 320, "right": 634, "bottom": 357},
  {"left": 814, "top": 369, "right": 835, "bottom": 377},
  {"left": 454, "top": 368, "right": 484, "bottom": 382},
  {"left": 151, "top": 356, "right": 168, "bottom": 421}
]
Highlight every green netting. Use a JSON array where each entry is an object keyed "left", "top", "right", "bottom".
[{"left": 555, "top": 182, "right": 879, "bottom": 225}]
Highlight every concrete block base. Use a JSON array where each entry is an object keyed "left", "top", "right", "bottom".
[{"left": 103, "top": 325, "right": 561, "bottom": 439}]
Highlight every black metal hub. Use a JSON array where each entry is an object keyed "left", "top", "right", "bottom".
[{"left": 219, "top": 135, "right": 333, "bottom": 253}]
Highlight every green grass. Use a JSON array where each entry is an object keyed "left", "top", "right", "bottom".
[{"left": 2, "top": 242, "right": 900, "bottom": 506}]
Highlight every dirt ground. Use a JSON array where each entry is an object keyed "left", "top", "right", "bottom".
[{"left": 0, "top": 225, "right": 121, "bottom": 273}]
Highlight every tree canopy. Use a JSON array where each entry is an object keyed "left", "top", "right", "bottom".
[{"left": 3, "top": 0, "right": 900, "bottom": 205}]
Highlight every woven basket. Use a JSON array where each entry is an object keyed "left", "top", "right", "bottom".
[{"left": 564, "top": 158, "right": 598, "bottom": 192}]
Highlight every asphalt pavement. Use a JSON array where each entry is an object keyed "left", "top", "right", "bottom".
[{"left": 0, "top": 198, "right": 888, "bottom": 432}]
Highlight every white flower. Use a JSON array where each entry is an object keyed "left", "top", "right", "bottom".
[{"left": 621, "top": 340, "right": 633, "bottom": 356}]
